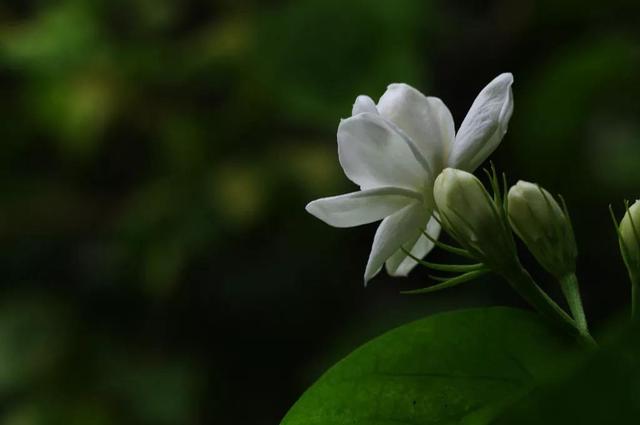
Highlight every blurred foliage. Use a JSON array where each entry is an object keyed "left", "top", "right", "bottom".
[{"left": 0, "top": 0, "right": 639, "bottom": 423}]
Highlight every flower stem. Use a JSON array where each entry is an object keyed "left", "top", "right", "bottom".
[
  {"left": 559, "top": 273, "right": 589, "bottom": 335},
  {"left": 500, "top": 264, "right": 596, "bottom": 348}
]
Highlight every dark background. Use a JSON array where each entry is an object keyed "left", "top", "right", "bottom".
[{"left": 1, "top": 0, "right": 639, "bottom": 423}]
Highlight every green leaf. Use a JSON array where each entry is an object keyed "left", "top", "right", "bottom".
[
  {"left": 281, "top": 307, "right": 573, "bottom": 425},
  {"left": 492, "top": 321, "right": 640, "bottom": 424}
]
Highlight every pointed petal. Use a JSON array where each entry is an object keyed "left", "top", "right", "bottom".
[
  {"left": 364, "top": 202, "right": 428, "bottom": 283},
  {"left": 377, "top": 83, "right": 455, "bottom": 173},
  {"left": 338, "top": 113, "right": 430, "bottom": 190},
  {"left": 305, "top": 187, "right": 422, "bottom": 228},
  {"left": 352, "top": 95, "right": 378, "bottom": 115},
  {"left": 448, "top": 73, "right": 514, "bottom": 171},
  {"left": 384, "top": 231, "right": 421, "bottom": 275},
  {"left": 386, "top": 215, "right": 442, "bottom": 277}
]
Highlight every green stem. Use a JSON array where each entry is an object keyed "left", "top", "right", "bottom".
[
  {"left": 559, "top": 273, "right": 589, "bottom": 335},
  {"left": 500, "top": 265, "right": 596, "bottom": 348}
]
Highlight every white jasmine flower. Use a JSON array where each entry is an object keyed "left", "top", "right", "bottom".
[{"left": 306, "top": 73, "right": 514, "bottom": 283}]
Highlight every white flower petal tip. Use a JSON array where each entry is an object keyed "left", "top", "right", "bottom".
[
  {"left": 305, "top": 188, "right": 421, "bottom": 228},
  {"left": 380, "top": 83, "right": 424, "bottom": 100},
  {"left": 363, "top": 262, "right": 384, "bottom": 286},
  {"left": 352, "top": 95, "right": 378, "bottom": 115},
  {"left": 493, "top": 72, "right": 514, "bottom": 85},
  {"left": 362, "top": 203, "right": 428, "bottom": 284},
  {"left": 305, "top": 200, "right": 323, "bottom": 218},
  {"left": 448, "top": 72, "right": 515, "bottom": 172}
]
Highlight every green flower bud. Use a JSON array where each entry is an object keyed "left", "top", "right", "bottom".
[
  {"left": 507, "top": 181, "right": 577, "bottom": 278},
  {"left": 619, "top": 200, "right": 640, "bottom": 269},
  {"left": 433, "top": 168, "right": 515, "bottom": 270}
]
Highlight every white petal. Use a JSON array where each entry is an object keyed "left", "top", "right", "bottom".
[
  {"left": 338, "top": 113, "right": 430, "bottom": 191},
  {"left": 364, "top": 202, "right": 428, "bottom": 283},
  {"left": 377, "top": 84, "right": 455, "bottom": 174},
  {"left": 386, "top": 216, "right": 441, "bottom": 277},
  {"left": 448, "top": 73, "right": 514, "bottom": 171},
  {"left": 384, "top": 231, "right": 421, "bottom": 275},
  {"left": 352, "top": 95, "right": 378, "bottom": 115},
  {"left": 305, "top": 187, "right": 422, "bottom": 228}
]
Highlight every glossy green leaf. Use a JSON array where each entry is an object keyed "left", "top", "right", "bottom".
[
  {"left": 493, "top": 322, "right": 640, "bottom": 424},
  {"left": 281, "top": 307, "right": 573, "bottom": 425}
]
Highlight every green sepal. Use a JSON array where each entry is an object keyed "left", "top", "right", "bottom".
[
  {"left": 401, "top": 248, "right": 483, "bottom": 272},
  {"left": 401, "top": 269, "right": 489, "bottom": 295},
  {"left": 420, "top": 229, "right": 474, "bottom": 259}
]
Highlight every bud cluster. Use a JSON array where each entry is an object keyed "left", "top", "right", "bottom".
[
  {"left": 423, "top": 163, "right": 640, "bottom": 335},
  {"left": 432, "top": 168, "right": 579, "bottom": 281}
]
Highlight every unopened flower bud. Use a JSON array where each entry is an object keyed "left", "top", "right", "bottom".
[
  {"left": 434, "top": 168, "right": 515, "bottom": 269},
  {"left": 507, "top": 181, "right": 577, "bottom": 278},
  {"left": 619, "top": 200, "right": 640, "bottom": 269}
]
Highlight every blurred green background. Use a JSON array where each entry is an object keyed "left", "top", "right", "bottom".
[{"left": 0, "top": 0, "right": 639, "bottom": 423}]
